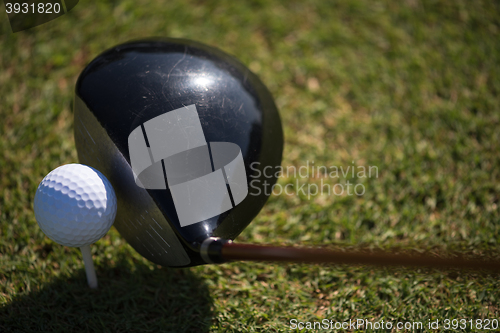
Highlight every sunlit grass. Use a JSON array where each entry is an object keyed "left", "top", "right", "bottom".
[{"left": 1, "top": 0, "right": 499, "bottom": 331}]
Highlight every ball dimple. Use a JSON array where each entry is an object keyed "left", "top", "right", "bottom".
[
  {"left": 33, "top": 164, "right": 117, "bottom": 248},
  {"left": 61, "top": 186, "right": 70, "bottom": 195},
  {"left": 94, "top": 200, "right": 103, "bottom": 209},
  {"left": 75, "top": 186, "right": 84, "bottom": 195}
]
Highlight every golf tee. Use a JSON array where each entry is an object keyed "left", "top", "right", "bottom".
[{"left": 80, "top": 245, "right": 98, "bottom": 289}]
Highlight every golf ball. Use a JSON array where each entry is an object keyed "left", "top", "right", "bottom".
[{"left": 34, "top": 164, "right": 117, "bottom": 247}]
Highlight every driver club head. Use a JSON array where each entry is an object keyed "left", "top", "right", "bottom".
[{"left": 74, "top": 38, "right": 283, "bottom": 267}]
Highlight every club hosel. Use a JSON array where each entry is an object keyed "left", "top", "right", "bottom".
[{"left": 200, "top": 237, "right": 232, "bottom": 264}]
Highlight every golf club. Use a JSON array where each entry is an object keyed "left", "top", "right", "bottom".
[{"left": 71, "top": 38, "right": 499, "bottom": 274}]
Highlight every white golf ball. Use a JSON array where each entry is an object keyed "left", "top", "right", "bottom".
[{"left": 34, "top": 164, "right": 117, "bottom": 247}]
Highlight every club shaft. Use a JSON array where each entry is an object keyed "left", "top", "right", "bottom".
[{"left": 220, "top": 243, "right": 500, "bottom": 272}]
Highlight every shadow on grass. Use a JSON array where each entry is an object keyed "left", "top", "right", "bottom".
[{"left": 0, "top": 255, "right": 213, "bottom": 332}]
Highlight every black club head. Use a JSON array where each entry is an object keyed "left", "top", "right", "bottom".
[{"left": 74, "top": 38, "right": 283, "bottom": 267}]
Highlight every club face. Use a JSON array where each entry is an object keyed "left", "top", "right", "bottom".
[{"left": 74, "top": 38, "right": 283, "bottom": 267}]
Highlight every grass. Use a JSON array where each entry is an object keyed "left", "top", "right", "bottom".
[{"left": 1, "top": 0, "right": 499, "bottom": 331}]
